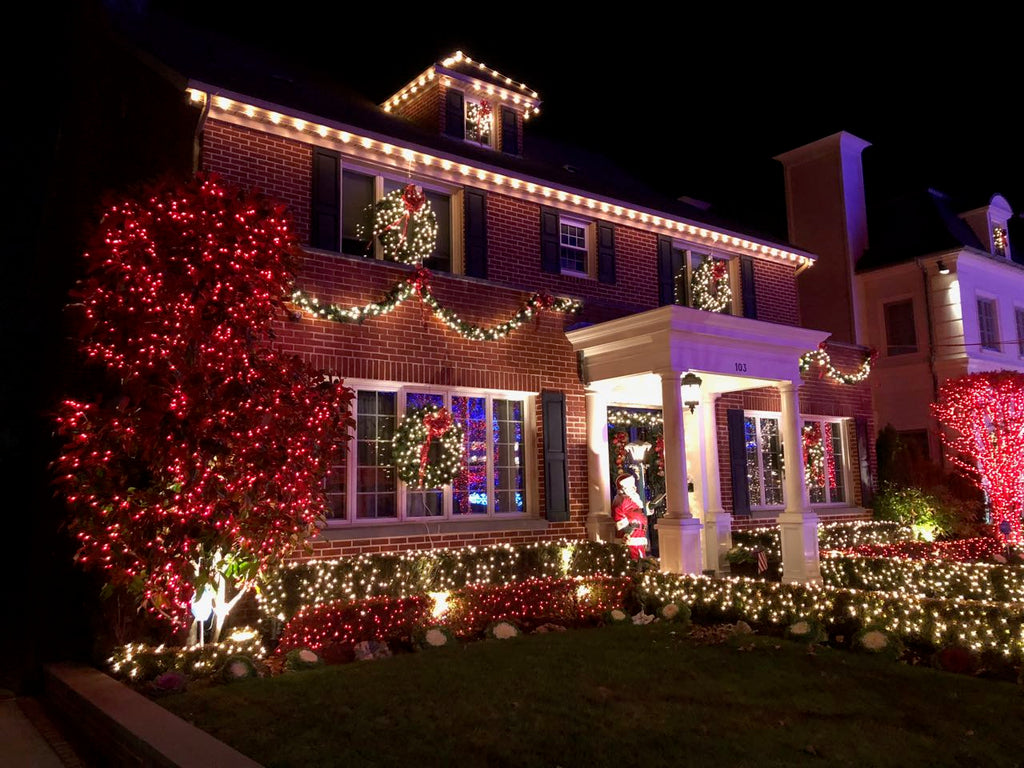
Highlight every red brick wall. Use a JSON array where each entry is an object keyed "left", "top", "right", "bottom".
[
  {"left": 392, "top": 82, "right": 441, "bottom": 135},
  {"left": 486, "top": 192, "right": 659, "bottom": 315},
  {"left": 753, "top": 259, "right": 800, "bottom": 326},
  {"left": 201, "top": 120, "right": 311, "bottom": 244},
  {"left": 714, "top": 341, "right": 875, "bottom": 519}
]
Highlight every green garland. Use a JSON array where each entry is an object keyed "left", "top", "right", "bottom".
[{"left": 393, "top": 405, "right": 464, "bottom": 489}]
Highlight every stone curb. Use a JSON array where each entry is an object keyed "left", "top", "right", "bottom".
[{"left": 44, "top": 663, "right": 262, "bottom": 768}]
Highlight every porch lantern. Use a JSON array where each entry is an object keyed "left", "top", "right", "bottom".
[{"left": 681, "top": 372, "right": 702, "bottom": 414}]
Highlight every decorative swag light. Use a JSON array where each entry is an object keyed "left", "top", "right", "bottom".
[{"left": 681, "top": 372, "right": 702, "bottom": 414}]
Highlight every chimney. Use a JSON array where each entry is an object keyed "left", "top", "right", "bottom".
[{"left": 775, "top": 132, "right": 871, "bottom": 344}]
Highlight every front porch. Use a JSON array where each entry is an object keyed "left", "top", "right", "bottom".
[{"left": 568, "top": 304, "right": 830, "bottom": 584}]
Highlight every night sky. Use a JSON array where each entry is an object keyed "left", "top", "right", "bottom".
[{"left": 145, "top": 3, "right": 1022, "bottom": 240}]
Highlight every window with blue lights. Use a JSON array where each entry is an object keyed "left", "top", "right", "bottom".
[{"left": 326, "top": 385, "right": 530, "bottom": 524}]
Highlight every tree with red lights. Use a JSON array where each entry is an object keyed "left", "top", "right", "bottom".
[
  {"left": 931, "top": 372, "right": 1024, "bottom": 545},
  {"left": 54, "top": 175, "right": 353, "bottom": 641}
]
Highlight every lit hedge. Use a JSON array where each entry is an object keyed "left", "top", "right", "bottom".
[
  {"left": 821, "top": 553, "right": 1024, "bottom": 603},
  {"left": 108, "top": 627, "right": 266, "bottom": 681},
  {"left": 732, "top": 520, "right": 912, "bottom": 556},
  {"left": 258, "top": 540, "right": 630, "bottom": 634},
  {"left": 276, "top": 576, "right": 633, "bottom": 653},
  {"left": 638, "top": 571, "right": 1024, "bottom": 661}
]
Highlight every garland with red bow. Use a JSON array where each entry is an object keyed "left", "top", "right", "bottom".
[
  {"left": 393, "top": 405, "right": 465, "bottom": 489},
  {"left": 370, "top": 184, "right": 439, "bottom": 265},
  {"left": 799, "top": 344, "right": 877, "bottom": 385}
]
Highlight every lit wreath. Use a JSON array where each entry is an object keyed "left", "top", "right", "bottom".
[
  {"left": 369, "top": 183, "right": 438, "bottom": 265},
  {"left": 690, "top": 256, "right": 732, "bottom": 313},
  {"left": 393, "top": 405, "right": 464, "bottom": 489}
]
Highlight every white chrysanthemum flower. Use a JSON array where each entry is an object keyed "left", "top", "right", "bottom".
[
  {"left": 229, "top": 661, "right": 249, "bottom": 677},
  {"left": 298, "top": 649, "right": 318, "bottom": 663},
  {"left": 861, "top": 631, "right": 888, "bottom": 651},
  {"left": 425, "top": 628, "right": 448, "bottom": 646},
  {"left": 791, "top": 621, "right": 810, "bottom": 635},
  {"left": 609, "top": 609, "right": 627, "bottom": 622},
  {"left": 661, "top": 604, "right": 679, "bottom": 620},
  {"left": 493, "top": 622, "right": 518, "bottom": 639}
]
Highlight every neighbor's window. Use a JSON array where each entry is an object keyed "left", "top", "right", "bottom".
[
  {"left": 884, "top": 299, "right": 917, "bottom": 355},
  {"left": 977, "top": 298, "right": 1000, "bottom": 351},
  {"left": 559, "top": 218, "right": 589, "bottom": 275},
  {"left": 1016, "top": 308, "right": 1024, "bottom": 357}
]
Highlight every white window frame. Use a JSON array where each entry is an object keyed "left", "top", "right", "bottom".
[
  {"left": 326, "top": 380, "right": 537, "bottom": 526},
  {"left": 743, "top": 410, "right": 786, "bottom": 511},
  {"left": 463, "top": 93, "right": 494, "bottom": 148},
  {"left": 558, "top": 215, "right": 593, "bottom": 278},
  {"left": 801, "top": 416, "right": 851, "bottom": 508},
  {"left": 976, "top": 295, "right": 1001, "bottom": 352},
  {"left": 339, "top": 160, "right": 464, "bottom": 272},
  {"left": 671, "top": 242, "right": 740, "bottom": 315}
]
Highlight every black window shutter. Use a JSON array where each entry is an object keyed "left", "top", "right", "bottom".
[
  {"left": 727, "top": 409, "right": 750, "bottom": 516},
  {"left": 500, "top": 106, "right": 519, "bottom": 155},
  {"left": 657, "top": 235, "right": 674, "bottom": 305},
  {"left": 311, "top": 147, "right": 340, "bottom": 251},
  {"left": 444, "top": 89, "right": 464, "bottom": 139},
  {"left": 597, "top": 222, "right": 615, "bottom": 284},
  {"left": 854, "top": 416, "right": 874, "bottom": 507},
  {"left": 741, "top": 256, "right": 758, "bottom": 319},
  {"left": 540, "top": 208, "right": 560, "bottom": 273},
  {"left": 464, "top": 188, "right": 488, "bottom": 279},
  {"left": 542, "top": 391, "right": 570, "bottom": 521}
]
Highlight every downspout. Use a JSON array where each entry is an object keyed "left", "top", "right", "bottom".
[{"left": 916, "top": 258, "right": 944, "bottom": 469}]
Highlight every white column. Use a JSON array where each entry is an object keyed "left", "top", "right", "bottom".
[
  {"left": 776, "top": 381, "right": 821, "bottom": 584},
  {"left": 701, "top": 393, "right": 732, "bottom": 573},
  {"left": 584, "top": 387, "right": 614, "bottom": 542},
  {"left": 655, "top": 370, "right": 703, "bottom": 575}
]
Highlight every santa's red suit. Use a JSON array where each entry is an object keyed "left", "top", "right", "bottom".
[{"left": 613, "top": 493, "right": 648, "bottom": 560}]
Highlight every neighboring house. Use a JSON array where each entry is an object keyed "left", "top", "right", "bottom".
[
  {"left": 165, "top": 51, "right": 877, "bottom": 583},
  {"left": 777, "top": 133, "right": 1023, "bottom": 466}
]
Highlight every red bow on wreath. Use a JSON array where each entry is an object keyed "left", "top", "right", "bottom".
[
  {"left": 420, "top": 408, "right": 454, "bottom": 484},
  {"left": 385, "top": 184, "right": 427, "bottom": 244}
]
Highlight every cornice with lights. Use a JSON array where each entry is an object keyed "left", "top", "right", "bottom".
[{"left": 187, "top": 84, "right": 816, "bottom": 268}]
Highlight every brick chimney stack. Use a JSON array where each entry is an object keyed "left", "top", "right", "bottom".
[{"left": 775, "top": 132, "right": 871, "bottom": 345}]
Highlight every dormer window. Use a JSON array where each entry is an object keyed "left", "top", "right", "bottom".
[
  {"left": 993, "top": 225, "right": 1009, "bottom": 258},
  {"left": 465, "top": 97, "right": 493, "bottom": 146}
]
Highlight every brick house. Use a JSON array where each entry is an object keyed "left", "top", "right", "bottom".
[{"left": 184, "top": 52, "right": 876, "bottom": 583}]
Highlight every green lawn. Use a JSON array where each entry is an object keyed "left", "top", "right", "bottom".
[{"left": 162, "top": 624, "right": 1023, "bottom": 768}]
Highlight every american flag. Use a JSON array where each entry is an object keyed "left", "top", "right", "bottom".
[{"left": 756, "top": 549, "right": 769, "bottom": 574}]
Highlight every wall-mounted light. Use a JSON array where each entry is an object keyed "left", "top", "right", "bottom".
[
  {"left": 681, "top": 372, "right": 703, "bottom": 413},
  {"left": 937, "top": 260, "right": 950, "bottom": 275}
]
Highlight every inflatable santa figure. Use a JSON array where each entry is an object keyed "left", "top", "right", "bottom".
[{"left": 612, "top": 472, "right": 648, "bottom": 560}]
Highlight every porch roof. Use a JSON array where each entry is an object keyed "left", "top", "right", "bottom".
[{"left": 567, "top": 305, "right": 830, "bottom": 405}]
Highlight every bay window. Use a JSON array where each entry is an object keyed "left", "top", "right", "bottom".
[{"left": 325, "top": 385, "right": 530, "bottom": 523}]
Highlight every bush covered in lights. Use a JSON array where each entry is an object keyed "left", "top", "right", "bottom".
[
  {"left": 258, "top": 540, "right": 630, "bottom": 634},
  {"left": 638, "top": 572, "right": 1024, "bottom": 661},
  {"left": 822, "top": 552, "right": 1024, "bottom": 603},
  {"left": 108, "top": 626, "right": 266, "bottom": 682},
  {"left": 276, "top": 576, "right": 633, "bottom": 654}
]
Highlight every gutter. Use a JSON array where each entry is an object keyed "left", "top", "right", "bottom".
[{"left": 916, "top": 257, "right": 944, "bottom": 469}]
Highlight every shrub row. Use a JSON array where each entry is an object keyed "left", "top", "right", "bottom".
[
  {"left": 638, "top": 571, "right": 1024, "bottom": 661},
  {"left": 731, "top": 520, "right": 912, "bottom": 556},
  {"left": 258, "top": 540, "right": 630, "bottom": 633},
  {"left": 821, "top": 553, "right": 1024, "bottom": 603},
  {"left": 276, "top": 576, "right": 634, "bottom": 654}
]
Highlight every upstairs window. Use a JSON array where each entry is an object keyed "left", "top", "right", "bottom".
[
  {"left": 993, "top": 225, "right": 1009, "bottom": 258},
  {"left": 978, "top": 298, "right": 1000, "bottom": 351},
  {"left": 883, "top": 299, "right": 917, "bottom": 355},
  {"left": 464, "top": 97, "right": 493, "bottom": 147},
  {"left": 559, "top": 218, "right": 589, "bottom": 275}
]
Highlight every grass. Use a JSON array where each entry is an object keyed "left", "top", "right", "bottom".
[{"left": 161, "top": 624, "right": 1024, "bottom": 768}]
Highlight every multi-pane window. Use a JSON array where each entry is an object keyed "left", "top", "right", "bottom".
[
  {"left": 668, "top": 247, "right": 732, "bottom": 312},
  {"left": 341, "top": 169, "right": 453, "bottom": 272},
  {"left": 465, "top": 97, "right": 493, "bottom": 146},
  {"left": 978, "top": 298, "right": 1000, "bottom": 351},
  {"left": 1015, "top": 308, "right": 1024, "bottom": 357},
  {"left": 559, "top": 219, "right": 588, "bottom": 274},
  {"left": 883, "top": 299, "right": 917, "bottom": 355},
  {"left": 802, "top": 419, "right": 847, "bottom": 505},
  {"left": 744, "top": 414, "right": 785, "bottom": 508},
  {"left": 328, "top": 386, "right": 528, "bottom": 523}
]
